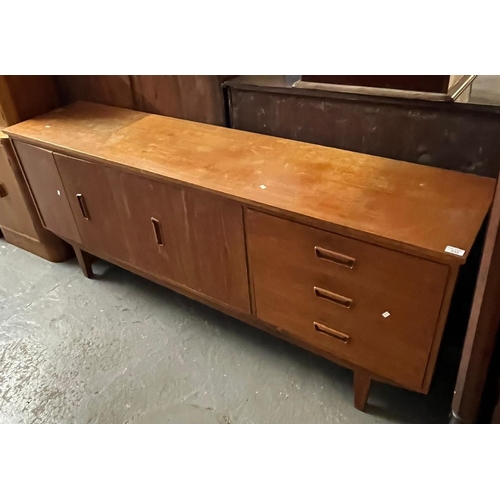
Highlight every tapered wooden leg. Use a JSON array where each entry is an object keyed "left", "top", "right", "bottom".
[
  {"left": 74, "top": 247, "right": 94, "bottom": 279},
  {"left": 354, "top": 370, "right": 372, "bottom": 411}
]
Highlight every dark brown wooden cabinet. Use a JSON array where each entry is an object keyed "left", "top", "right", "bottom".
[{"left": 5, "top": 101, "right": 495, "bottom": 411}]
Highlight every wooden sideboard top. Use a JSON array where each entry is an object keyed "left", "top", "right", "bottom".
[{"left": 4, "top": 101, "right": 495, "bottom": 263}]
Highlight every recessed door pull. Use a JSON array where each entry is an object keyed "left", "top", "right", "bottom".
[
  {"left": 151, "top": 217, "right": 164, "bottom": 246},
  {"left": 76, "top": 193, "right": 90, "bottom": 220}
]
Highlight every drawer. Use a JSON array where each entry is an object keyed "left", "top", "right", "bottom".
[{"left": 246, "top": 209, "right": 450, "bottom": 390}]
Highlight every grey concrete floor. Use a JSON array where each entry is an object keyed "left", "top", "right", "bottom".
[{"left": 0, "top": 240, "right": 454, "bottom": 423}]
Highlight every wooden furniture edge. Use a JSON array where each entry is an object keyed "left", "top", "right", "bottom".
[
  {"left": 3, "top": 133, "right": 474, "bottom": 267},
  {"left": 61, "top": 234, "right": 434, "bottom": 400},
  {"left": 451, "top": 175, "right": 500, "bottom": 423},
  {"left": 421, "top": 266, "right": 460, "bottom": 392}
]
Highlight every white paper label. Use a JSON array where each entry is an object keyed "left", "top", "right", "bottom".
[
  {"left": 445, "top": 246, "right": 465, "bottom": 257},
  {"left": 382, "top": 311, "right": 391, "bottom": 318}
]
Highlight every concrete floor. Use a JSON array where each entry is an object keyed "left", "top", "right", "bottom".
[{"left": 0, "top": 240, "right": 455, "bottom": 423}]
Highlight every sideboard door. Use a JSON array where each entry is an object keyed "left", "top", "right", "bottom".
[
  {"left": 179, "top": 186, "right": 250, "bottom": 313},
  {"left": 110, "top": 169, "right": 188, "bottom": 285},
  {"left": 112, "top": 168, "right": 251, "bottom": 313},
  {"left": 13, "top": 140, "right": 81, "bottom": 243},
  {"left": 53, "top": 153, "right": 131, "bottom": 264}
]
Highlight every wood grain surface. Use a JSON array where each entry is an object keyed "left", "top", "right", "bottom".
[
  {"left": 246, "top": 209, "right": 449, "bottom": 390},
  {"left": 4, "top": 101, "right": 495, "bottom": 263}
]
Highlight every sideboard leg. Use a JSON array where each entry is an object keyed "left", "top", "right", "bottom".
[
  {"left": 74, "top": 247, "right": 94, "bottom": 279},
  {"left": 354, "top": 370, "right": 372, "bottom": 411}
]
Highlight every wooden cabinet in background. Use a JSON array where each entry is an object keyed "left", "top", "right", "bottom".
[
  {"left": 0, "top": 76, "right": 59, "bottom": 127},
  {"left": 0, "top": 135, "right": 70, "bottom": 261},
  {"left": 5, "top": 101, "right": 495, "bottom": 411},
  {"left": 55, "top": 75, "right": 231, "bottom": 126},
  {"left": 0, "top": 76, "right": 70, "bottom": 261}
]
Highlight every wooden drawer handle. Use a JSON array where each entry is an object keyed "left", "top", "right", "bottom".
[
  {"left": 76, "top": 193, "right": 90, "bottom": 220},
  {"left": 314, "top": 286, "right": 353, "bottom": 309},
  {"left": 0, "top": 183, "right": 7, "bottom": 198},
  {"left": 151, "top": 217, "right": 164, "bottom": 246},
  {"left": 315, "top": 246, "right": 355, "bottom": 269},
  {"left": 313, "top": 322, "right": 350, "bottom": 343}
]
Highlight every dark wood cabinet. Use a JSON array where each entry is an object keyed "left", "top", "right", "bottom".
[{"left": 5, "top": 101, "right": 494, "bottom": 411}]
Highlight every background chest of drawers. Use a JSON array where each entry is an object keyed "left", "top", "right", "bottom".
[{"left": 4, "top": 101, "right": 495, "bottom": 410}]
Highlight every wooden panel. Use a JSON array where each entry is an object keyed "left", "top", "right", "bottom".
[
  {"left": 452, "top": 176, "right": 500, "bottom": 423},
  {"left": 4, "top": 102, "right": 495, "bottom": 264},
  {"left": 0, "top": 76, "right": 59, "bottom": 127},
  {"left": 13, "top": 141, "right": 81, "bottom": 243},
  {"left": 226, "top": 78, "right": 500, "bottom": 178},
  {"left": 246, "top": 209, "right": 449, "bottom": 390},
  {"left": 109, "top": 168, "right": 188, "bottom": 284},
  {"left": 0, "top": 139, "right": 37, "bottom": 237},
  {"left": 130, "top": 76, "right": 225, "bottom": 125},
  {"left": 112, "top": 168, "right": 250, "bottom": 312},
  {"left": 53, "top": 153, "right": 131, "bottom": 263},
  {"left": 55, "top": 76, "right": 135, "bottom": 109},
  {"left": 179, "top": 187, "right": 250, "bottom": 312}
]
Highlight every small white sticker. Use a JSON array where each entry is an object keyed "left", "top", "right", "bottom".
[
  {"left": 382, "top": 311, "right": 391, "bottom": 318},
  {"left": 445, "top": 245, "right": 465, "bottom": 257},
  {"left": 57, "top": 190, "right": 61, "bottom": 196},
  {"left": 259, "top": 184, "right": 267, "bottom": 190}
]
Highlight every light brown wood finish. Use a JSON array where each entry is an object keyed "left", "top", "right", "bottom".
[
  {"left": 109, "top": 169, "right": 251, "bottom": 312},
  {"left": 4, "top": 102, "right": 494, "bottom": 264},
  {"left": 12, "top": 141, "right": 81, "bottom": 244},
  {"left": 0, "top": 136, "right": 71, "bottom": 262},
  {"left": 5, "top": 101, "right": 495, "bottom": 411},
  {"left": 246, "top": 209, "right": 449, "bottom": 391},
  {"left": 53, "top": 153, "right": 131, "bottom": 263}
]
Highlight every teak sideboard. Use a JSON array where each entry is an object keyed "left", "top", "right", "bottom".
[{"left": 4, "top": 101, "right": 495, "bottom": 411}]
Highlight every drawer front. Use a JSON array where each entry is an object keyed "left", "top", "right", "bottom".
[{"left": 246, "top": 209, "right": 449, "bottom": 389}]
